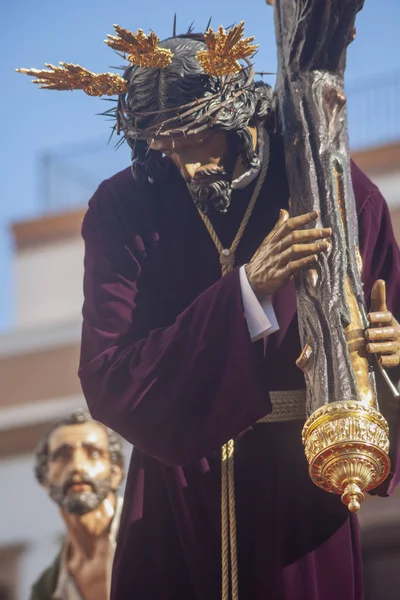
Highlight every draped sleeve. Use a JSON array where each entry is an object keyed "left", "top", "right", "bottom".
[{"left": 79, "top": 180, "right": 270, "bottom": 466}]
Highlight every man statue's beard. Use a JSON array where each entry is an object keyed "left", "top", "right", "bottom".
[
  {"left": 49, "top": 473, "right": 112, "bottom": 516},
  {"left": 188, "top": 167, "right": 233, "bottom": 214}
]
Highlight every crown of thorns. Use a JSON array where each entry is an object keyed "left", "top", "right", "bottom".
[{"left": 17, "top": 21, "right": 258, "bottom": 142}]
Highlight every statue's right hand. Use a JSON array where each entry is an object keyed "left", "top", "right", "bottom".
[{"left": 246, "top": 209, "right": 331, "bottom": 300}]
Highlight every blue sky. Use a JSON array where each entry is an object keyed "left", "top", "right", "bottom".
[{"left": 1, "top": 0, "right": 400, "bottom": 330}]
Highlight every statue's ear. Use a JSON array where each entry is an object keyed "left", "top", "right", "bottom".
[
  {"left": 40, "top": 473, "right": 50, "bottom": 490},
  {"left": 110, "top": 463, "right": 124, "bottom": 491}
]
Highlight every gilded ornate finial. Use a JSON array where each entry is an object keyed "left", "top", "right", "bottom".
[
  {"left": 105, "top": 25, "right": 173, "bottom": 69},
  {"left": 16, "top": 63, "right": 128, "bottom": 97},
  {"left": 196, "top": 21, "right": 258, "bottom": 76}
]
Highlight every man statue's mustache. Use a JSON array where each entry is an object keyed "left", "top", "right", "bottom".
[
  {"left": 188, "top": 165, "right": 232, "bottom": 214},
  {"left": 192, "top": 166, "right": 228, "bottom": 180},
  {"left": 189, "top": 179, "right": 232, "bottom": 214},
  {"left": 48, "top": 471, "right": 112, "bottom": 515}
]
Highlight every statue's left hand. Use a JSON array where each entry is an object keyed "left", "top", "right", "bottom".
[{"left": 366, "top": 279, "right": 400, "bottom": 368}]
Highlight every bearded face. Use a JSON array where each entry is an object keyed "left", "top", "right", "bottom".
[
  {"left": 48, "top": 471, "right": 112, "bottom": 516},
  {"left": 187, "top": 166, "right": 232, "bottom": 213},
  {"left": 149, "top": 129, "right": 255, "bottom": 214},
  {"left": 44, "top": 422, "right": 121, "bottom": 516}
]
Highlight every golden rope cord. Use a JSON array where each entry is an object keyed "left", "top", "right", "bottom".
[{"left": 196, "top": 131, "right": 269, "bottom": 600}]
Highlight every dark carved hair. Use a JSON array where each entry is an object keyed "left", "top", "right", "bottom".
[
  {"left": 121, "top": 35, "right": 273, "bottom": 184},
  {"left": 34, "top": 409, "right": 125, "bottom": 485}
]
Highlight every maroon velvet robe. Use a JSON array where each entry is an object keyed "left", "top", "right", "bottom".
[{"left": 79, "top": 136, "right": 400, "bottom": 600}]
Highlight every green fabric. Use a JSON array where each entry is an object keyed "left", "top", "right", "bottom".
[{"left": 30, "top": 553, "right": 61, "bottom": 600}]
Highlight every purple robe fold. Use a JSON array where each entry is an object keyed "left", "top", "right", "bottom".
[{"left": 79, "top": 136, "right": 400, "bottom": 600}]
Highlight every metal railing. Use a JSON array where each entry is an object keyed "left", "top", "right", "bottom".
[
  {"left": 346, "top": 69, "right": 400, "bottom": 150},
  {"left": 37, "top": 137, "right": 129, "bottom": 212}
]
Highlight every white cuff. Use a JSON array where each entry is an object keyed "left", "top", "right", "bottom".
[{"left": 239, "top": 265, "right": 280, "bottom": 342}]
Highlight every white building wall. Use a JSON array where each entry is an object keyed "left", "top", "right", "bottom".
[
  {"left": 14, "top": 238, "right": 84, "bottom": 329},
  {"left": 371, "top": 172, "right": 400, "bottom": 208},
  {"left": 0, "top": 454, "right": 64, "bottom": 600}
]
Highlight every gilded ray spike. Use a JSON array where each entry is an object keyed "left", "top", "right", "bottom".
[
  {"left": 16, "top": 63, "right": 128, "bottom": 96},
  {"left": 196, "top": 21, "right": 258, "bottom": 76},
  {"left": 105, "top": 25, "right": 173, "bottom": 69}
]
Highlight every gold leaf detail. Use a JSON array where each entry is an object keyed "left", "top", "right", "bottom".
[
  {"left": 16, "top": 63, "right": 127, "bottom": 97},
  {"left": 301, "top": 401, "right": 391, "bottom": 503},
  {"left": 105, "top": 25, "right": 173, "bottom": 69},
  {"left": 196, "top": 21, "right": 258, "bottom": 76}
]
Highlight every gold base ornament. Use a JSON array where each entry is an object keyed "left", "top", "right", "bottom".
[{"left": 302, "top": 401, "right": 391, "bottom": 512}]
